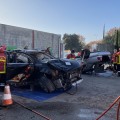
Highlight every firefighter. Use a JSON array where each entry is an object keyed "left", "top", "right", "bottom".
[
  {"left": 81, "top": 47, "right": 90, "bottom": 59},
  {"left": 112, "top": 49, "right": 117, "bottom": 72},
  {"left": 67, "top": 49, "right": 76, "bottom": 59},
  {"left": 0, "top": 45, "right": 7, "bottom": 86},
  {"left": 116, "top": 48, "right": 120, "bottom": 76}
]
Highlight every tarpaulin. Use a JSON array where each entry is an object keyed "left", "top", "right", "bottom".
[{"left": 12, "top": 88, "right": 63, "bottom": 101}]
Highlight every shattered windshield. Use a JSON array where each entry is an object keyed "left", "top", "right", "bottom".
[{"left": 35, "top": 53, "right": 54, "bottom": 63}]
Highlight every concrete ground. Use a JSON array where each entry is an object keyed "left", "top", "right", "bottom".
[{"left": 0, "top": 74, "right": 120, "bottom": 120}]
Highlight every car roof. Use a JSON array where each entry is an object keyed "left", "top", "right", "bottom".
[
  {"left": 22, "top": 49, "right": 44, "bottom": 53},
  {"left": 6, "top": 49, "right": 44, "bottom": 53},
  {"left": 6, "top": 49, "right": 55, "bottom": 58}
]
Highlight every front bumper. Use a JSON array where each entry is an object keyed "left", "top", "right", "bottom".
[{"left": 72, "top": 78, "right": 83, "bottom": 86}]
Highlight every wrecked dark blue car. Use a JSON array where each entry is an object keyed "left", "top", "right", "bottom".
[{"left": 5, "top": 50, "right": 83, "bottom": 92}]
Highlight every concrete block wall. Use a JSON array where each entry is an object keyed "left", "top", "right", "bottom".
[
  {"left": 34, "top": 30, "right": 61, "bottom": 58},
  {"left": 0, "top": 24, "right": 33, "bottom": 49},
  {"left": 0, "top": 24, "right": 61, "bottom": 58}
]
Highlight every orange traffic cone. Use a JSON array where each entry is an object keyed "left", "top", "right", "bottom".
[{"left": 2, "top": 84, "right": 13, "bottom": 106}]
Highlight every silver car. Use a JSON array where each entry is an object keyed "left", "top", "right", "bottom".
[{"left": 76, "top": 51, "right": 111, "bottom": 73}]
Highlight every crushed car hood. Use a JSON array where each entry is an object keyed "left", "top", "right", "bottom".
[{"left": 48, "top": 58, "right": 81, "bottom": 72}]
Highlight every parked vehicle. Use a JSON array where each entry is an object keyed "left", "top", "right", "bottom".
[
  {"left": 76, "top": 51, "right": 111, "bottom": 73},
  {"left": 1, "top": 50, "right": 83, "bottom": 92}
]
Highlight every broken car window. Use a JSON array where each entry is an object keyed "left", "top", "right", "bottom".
[{"left": 36, "top": 53, "right": 51, "bottom": 63}]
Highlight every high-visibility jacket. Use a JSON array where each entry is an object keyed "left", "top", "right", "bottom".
[
  {"left": 0, "top": 46, "right": 6, "bottom": 74},
  {"left": 116, "top": 51, "right": 120, "bottom": 64}
]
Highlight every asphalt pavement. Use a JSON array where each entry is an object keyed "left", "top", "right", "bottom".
[{"left": 0, "top": 73, "right": 120, "bottom": 120}]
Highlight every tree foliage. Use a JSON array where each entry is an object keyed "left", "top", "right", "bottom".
[
  {"left": 103, "top": 28, "right": 120, "bottom": 51},
  {"left": 95, "top": 28, "right": 120, "bottom": 53},
  {"left": 62, "top": 33, "right": 85, "bottom": 52}
]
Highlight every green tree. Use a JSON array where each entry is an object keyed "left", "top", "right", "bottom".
[
  {"left": 63, "top": 33, "right": 85, "bottom": 52},
  {"left": 102, "top": 28, "right": 120, "bottom": 52}
]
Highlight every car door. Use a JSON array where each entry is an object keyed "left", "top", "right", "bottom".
[{"left": 6, "top": 52, "right": 33, "bottom": 80}]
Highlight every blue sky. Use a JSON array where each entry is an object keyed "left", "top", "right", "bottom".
[{"left": 0, "top": 0, "right": 120, "bottom": 43}]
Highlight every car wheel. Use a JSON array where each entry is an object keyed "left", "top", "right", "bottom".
[{"left": 38, "top": 76, "right": 55, "bottom": 93}]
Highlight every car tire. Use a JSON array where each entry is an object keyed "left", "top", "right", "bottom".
[{"left": 38, "top": 76, "right": 55, "bottom": 93}]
